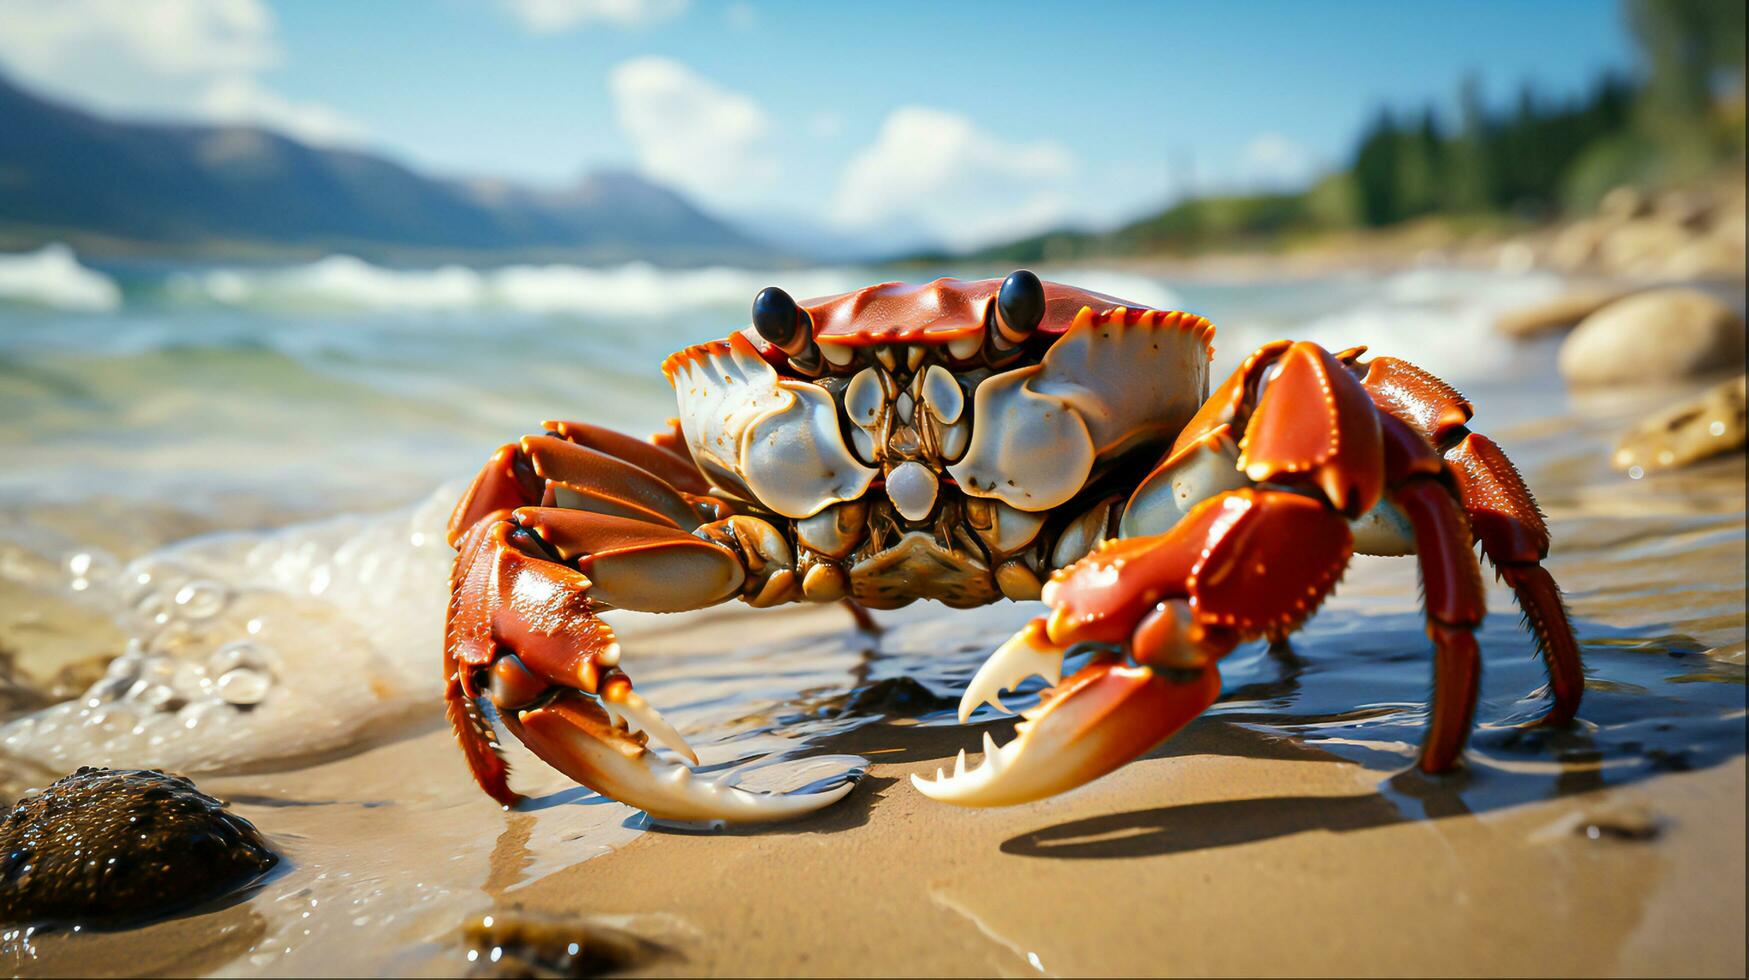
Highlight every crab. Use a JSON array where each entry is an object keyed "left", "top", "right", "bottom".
[{"left": 443, "top": 272, "right": 1582, "bottom": 822}]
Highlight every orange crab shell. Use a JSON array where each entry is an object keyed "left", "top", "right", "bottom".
[{"left": 661, "top": 276, "right": 1215, "bottom": 381}]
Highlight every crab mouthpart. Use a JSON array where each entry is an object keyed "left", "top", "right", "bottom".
[
  {"left": 510, "top": 691, "right": 854, "bottom": 823},
  {"left": 915, "top": 661, "right": 1219, "bottom": 807}
]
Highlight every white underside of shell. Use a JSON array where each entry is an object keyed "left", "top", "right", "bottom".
[
  {"left": 949, "top": 309, "right": 1211, "bottom": 512},
  {"left": 886, "top": 460, "right": 940, "bottom": 522},
  {"left": 670, "top": 334, "right": 875, "bottom": 518}
]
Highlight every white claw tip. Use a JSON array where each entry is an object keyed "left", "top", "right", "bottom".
[{"left": 956, "top": 624, "right": 1068, "bottom": 723}]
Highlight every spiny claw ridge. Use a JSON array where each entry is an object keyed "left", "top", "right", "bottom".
[
  {"left": 917, "top": 662, "right": 1220, "bottom": 808},
  {"left": 513, "top": 691, "right": 851, "bottom": 824},
  {"left": 957, "top": 618, "right": 1066, "bottom": 723},
  {"left": 602, "top": 685, "right": 699, "bottom": 765}
]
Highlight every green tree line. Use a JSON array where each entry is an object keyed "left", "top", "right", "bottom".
[{"left": 939, "top": 0, "right": 1744, "bottom": 264}]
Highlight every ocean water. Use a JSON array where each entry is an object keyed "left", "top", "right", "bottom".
[
  {"left": 0, "top": 245, "right": 1741, "bottom": 973},
  {"left": 0, "top": 243, "right": 1691, "bottom": 775}
]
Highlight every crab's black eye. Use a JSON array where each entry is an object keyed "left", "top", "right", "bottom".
[
  {"left": 995, "top": 270, "right": 1046, "bottom": 346},
  {"left": 752, "top": 286, "right": 809, "bottom": 351}
]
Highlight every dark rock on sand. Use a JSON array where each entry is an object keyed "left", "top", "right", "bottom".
[
  {"left": 461, "top": 908, "right": 662, "bottom": 977},
  {"left": 0, "top": 767, "right": 276, "bottom": 927},
  {"left": 1559, "top": 288, "right": 1746, "bottom": 386}
]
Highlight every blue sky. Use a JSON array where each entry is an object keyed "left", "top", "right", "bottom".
[{"left": 0, "top": 0, "right": 1640, "bottom": 248}]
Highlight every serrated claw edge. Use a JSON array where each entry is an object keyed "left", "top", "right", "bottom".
[
  {"left": 604, "top": 685, "right": 699, "bottom": 765},
  {"left": 957, "top": 618, "right": 1067, "bottom": 723}
]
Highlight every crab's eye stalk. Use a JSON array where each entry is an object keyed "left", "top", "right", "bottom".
[
  {"left": 992, "top": 270, "right": 1046, "bottom": 350},
  {"left": 753, "top": 286, "right": 824, "bottom": 375}
]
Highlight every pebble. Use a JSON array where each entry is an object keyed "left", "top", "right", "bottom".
[{"left": 1559, "top": 289, "right": 1746, "bottom": 387}]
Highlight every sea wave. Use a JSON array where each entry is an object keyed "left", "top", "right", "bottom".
[
  {"left": 0, "top": 243, "right": 122, "bottom": 312},
  {"left": 158, "top": 254, "right": 1188, "bottom": 319},
  {"left": 165, "top": 255, "right": 875, "bottom": 316}
]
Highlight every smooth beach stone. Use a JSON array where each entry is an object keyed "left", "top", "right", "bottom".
[
  {"left": 1494, "top": 288, "right": 1629, "bottom": 339},
  {"left": 1613, "top": 373, "right": 1748, "bottom": 473},
  {"left": 0, "top": 767, "right": 276, "bottom": 927},
  {"left": 1559, "top": 288, "right": 1746, "bottom": 387}
]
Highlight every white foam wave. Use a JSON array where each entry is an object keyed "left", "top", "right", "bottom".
[
  {"left": 160, "top": 255, "right": 1191, "bottom": 320},
  {"left": 168, "top": 255, "right": 869, "bottom": 316},
  {"left": 0, "top": 489, "right": 457, "bottom": 773},
  {"left": 1211, "top": 266, "right": 1565, "bottom": 382},
  {"left": 0, "top": 243, "right": 122, "bottom": 312},
  {"left": 1060, "top": 269, "right": 1184, "bottom": 313}
]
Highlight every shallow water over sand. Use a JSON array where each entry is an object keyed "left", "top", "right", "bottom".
[{"left": 0, "top": 255, "right": 1742, "bottom": 975}]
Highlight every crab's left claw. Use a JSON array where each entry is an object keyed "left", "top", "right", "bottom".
[
  {"left": 506, "top": 690, "right": 854, "bottom": 824},
  {"left": 915, "top": 650, "right": 1219, "bottom": 807}
]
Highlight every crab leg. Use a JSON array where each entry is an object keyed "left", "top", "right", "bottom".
[
  {"left": 1358, "top": 355, "right": 1583, "bottom": 725},
  {"left": 1376, "top": 412, "right": 1490, "bottom": 770}
]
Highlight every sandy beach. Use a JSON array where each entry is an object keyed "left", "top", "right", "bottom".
[{"left": 5, "top": 352, "right": 1742, "bottom": 978}]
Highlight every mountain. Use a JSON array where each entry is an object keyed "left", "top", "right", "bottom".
[{"left": 0, "top": 73, "right": 777, "bottom": 264}]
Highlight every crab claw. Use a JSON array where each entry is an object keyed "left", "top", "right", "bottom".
[
  {"left": 956, "top": 618, "right": 1066, "bottom": 722},
  {"left": 914, "top": 660, "right": 1220, "bottom": 807},
  {"left": 506, "top": 690, "right": 854, "bottom": 824},
  {"left": 600, "top": 679, "right": 699, "bottom": 766}
]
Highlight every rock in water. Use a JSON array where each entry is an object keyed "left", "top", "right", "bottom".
[
  {"left": 0, "top": 767, "right": 276, "bottom": 926},
  {"left": 1614, "top": 374, "right": 1748, "bottom": 473},
  {"left": 1494, "top": 288, "right": 1631, "bottom": 339},
  {"left": 1559, "top": 289, "right": 1746, "bottom": 387}
]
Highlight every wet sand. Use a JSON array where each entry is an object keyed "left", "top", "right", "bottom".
[{"left": 5, "top": 375, "right": 1745, "bottom": 977}]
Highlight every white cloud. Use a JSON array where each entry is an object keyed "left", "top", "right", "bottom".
[
  {"left": 0, "top": 0, "right": 366, "bottom": 146},
  {"left": 608, "top": 56, "right": 776, "bottom": 207},
  {"left": 1241, "top": 133, "right": 1317, "bottom": 189},
  {"left": 830, "top": 107, "right": 1077, "bottom": 251},
  {"left": 500, "top": 0, "right": 687, "bottom": 33},
  {"left": 198, "top": 76, "right": 368, "bottom": 145}
]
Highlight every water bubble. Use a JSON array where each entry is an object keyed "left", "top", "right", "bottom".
[
  {"left": 148, "top": 617, "right": 216, "bottom": 658},
  {"left": 129, "top": 682, "right": 180, "bottom": 711},
  {"left": 174, "top": 580, "right": 229, "bottom": 619},
  {"left": 139, "top": 656, "right": 178, "bottom": 685},
  {"left": 83, "top": 677, "right": 134, "bottom": 704},
  {"left": 133, "top": 592, "right": 171, "bottom": 625},
  {"left": 170, "top": 660, "right": 210, "bottom": 698},
  {"left": 216, "top": 668, "right": 271, "bottom": 706},
  {"left": 102, "top": 650, "right": 144, "bottom": 685},
  {"left": 65, "top": 550, "right": 119, "bottom": 593},
  {"left": 89, "top": 704, "right": 137, "bottom": 736},
  {"left": 178, "top": 698, "right": 228, "bottom": 731},
  {"left": 208, "top": 640, "right": 282, "bottom": 678}
]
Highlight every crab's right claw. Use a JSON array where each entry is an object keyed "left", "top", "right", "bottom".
[
  {"left": 956, "top": 618, "right": 1065, "bottom": 722},
  {"left": 915, "top": 659, "right": 1219, "bottom": 808},
  {"left": 504, "top": 690, "right": 854, "bottom": 824}
]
